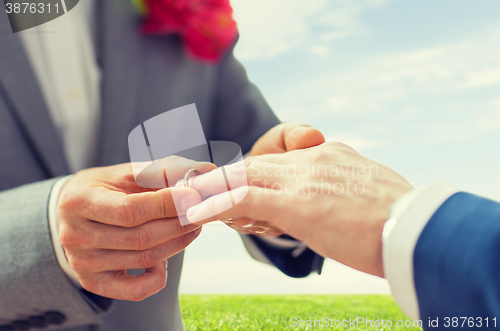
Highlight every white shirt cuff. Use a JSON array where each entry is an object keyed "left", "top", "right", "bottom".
[
  {"left": 49, "top": 175, "right": 82, "bottom": 287},
  {"left": 382, "top": 182, "right": 460, "bottom": 320}
]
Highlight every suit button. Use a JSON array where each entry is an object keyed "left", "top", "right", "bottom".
[
  {"left": 44, "top": 311, "right": 66, "bottom": 325},
  {"left": 11, "top": 320, "right": 30, "bottom": 330},
  {"left": 0, "top": 325, "right": 13, "bottom": 331},
  {"left": 27, "top": 316, "right": 47, "bottom": 329}
]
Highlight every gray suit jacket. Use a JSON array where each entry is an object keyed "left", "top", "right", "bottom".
[{"left": 0, "top": 1, "right": 279, "bottom": 330}]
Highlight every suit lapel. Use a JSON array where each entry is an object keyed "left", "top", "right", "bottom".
[
  {"left": 0, "top": 10, "right": 70, "bottom": 177},
  {"left": 95, "top": 0, "right": 143, "bottom": 167}
]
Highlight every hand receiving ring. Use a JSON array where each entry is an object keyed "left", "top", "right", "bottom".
[{"left": 181, "top": 169, "right": 283, "bottom": 236}]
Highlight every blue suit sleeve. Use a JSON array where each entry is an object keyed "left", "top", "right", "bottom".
[{"left": 414, "top": 192, "right": 500, "bottom": 328}]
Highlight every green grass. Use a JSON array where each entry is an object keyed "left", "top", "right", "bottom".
[{"left": 180, "top": 295, "right": 423, "bottom": 330}]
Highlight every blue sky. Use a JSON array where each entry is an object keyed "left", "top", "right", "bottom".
[{"left": 180, "top": 0, "right": 500, "bottom": 294}]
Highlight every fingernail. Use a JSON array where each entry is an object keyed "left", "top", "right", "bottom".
[{"left": 180, "top": 194, "right": 200, "bottom": 211}]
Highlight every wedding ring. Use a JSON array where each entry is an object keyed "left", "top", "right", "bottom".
[
  {"left": 251, "top": 227, "right": 269, "bottom": 234},
  {"left": 183, "top": 168, "right": 201, "bottom": 188},
  {"left": 222, "top": 218, "right": 234, "bottom": 225},
  {"left": 241, "top": 222, "right": 256, "bottom": 228}
]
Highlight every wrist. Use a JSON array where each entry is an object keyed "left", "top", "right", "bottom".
[
  {"left": 381, "top": 180, "right": 414, "bottom": 221},
  {"left": 48, "top": 175, "right": 81, "bottom": 287},
  {"left": 372, "top": 182, "right": 414, "bottom": 277}
]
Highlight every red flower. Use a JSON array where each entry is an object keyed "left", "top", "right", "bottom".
[{"left": 140, "top": 0, "right": 238, "bottom": 62}]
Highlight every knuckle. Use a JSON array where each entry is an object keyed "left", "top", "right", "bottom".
[
  {"left": 163, "top": 155, "right": 180, "bottom": 163},
  {"left": 314, "top": 148, "right": 333, "bottom": 161},
  {"left": 167, "top": 155, "right": 181, "bottom": 162},
  {"left": 325, "top": 140, "right": 352, "bottom": 151},
  {"left": 66, "top": 253, "right": 87, "bottom": 272},
  {"left": 131, "top": 284, "right": 148, "bottom": 302},
  {"left": 138, "top": 249, "right": 158, "bottom": 269},
  {"left": 58, "top": 224, "right": 79, "bottom": 247},
  {"left": 243, "top": 157, "right": 255, "bottom": 169},
  {"left": 273, "top": 123, "right": 288, "bottom": 133},
  {"left": 163, "top": 155, "right": 182, "bottom": 170},
  {"left": 58, "top": 189, "right": 81, "bottom": 214},
  {"left": 128, "top": 227, "right": 153, "bottom": 250},
  {"left": 160, "top": 199, "right": 171, "bottom": 218},
  {"left": 79, "top": 276, "right": 99, "bottom": 294},
  {"left": 131, "top": 276, "right": 166, "bottom": 302},
  {"left": 228, "top": 162, "right": 247, "bottom": 180},
  {"left": 117, "top": 199, "right": 138, "bottom": 226},
  {"left": 59, "top": 224, "right": 93, "bottom": 248}
]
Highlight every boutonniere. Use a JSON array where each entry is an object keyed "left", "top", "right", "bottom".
[{"left": 133, "top": 0, "right": 238, "bottom": 63}]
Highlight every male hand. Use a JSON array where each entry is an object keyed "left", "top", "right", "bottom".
[
  {"left": 56, "top": 157, "right": 212, "bottom": 301},
  {"left": 222, "top": 123, "right": 325, "bottom": 236},
  {"left": 185, "top": 142, "right": 413, "bottom": 277}
]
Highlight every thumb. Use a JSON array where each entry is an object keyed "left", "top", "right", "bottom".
[{"left": 285, "top": 127, "right": 325, "bottom": 151}]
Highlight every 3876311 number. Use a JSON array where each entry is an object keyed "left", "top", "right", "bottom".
[
  {"left": 5, "top": 2, "right": 59, "bottom": 14},
  {"left": 443, "top": 317, "right": 497, "bottom": 328}
]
